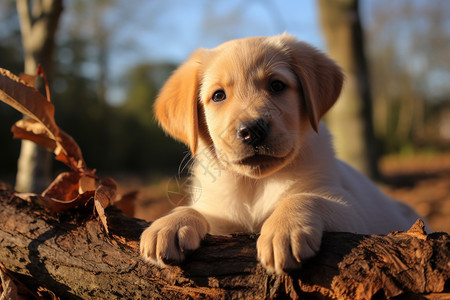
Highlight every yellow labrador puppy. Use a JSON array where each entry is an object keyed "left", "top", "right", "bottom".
[{"left": 140, "top": 34, "right": 421, "bottom": 273}]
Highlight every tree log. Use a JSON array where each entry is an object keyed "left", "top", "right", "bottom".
[{"left": 0, "top": 182, "right": 448, "bottom": 299}]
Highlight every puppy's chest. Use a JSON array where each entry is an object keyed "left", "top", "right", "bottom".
[
  {"left": 244, "top": 181, "right": 293, "bottom": 231},
  {"left": 195, "top": 173, "right": 295, "bottom": 232}
]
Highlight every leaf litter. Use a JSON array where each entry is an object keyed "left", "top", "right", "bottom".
[{"left": 0, "top": 66, "right": 124, "bottom": 234}]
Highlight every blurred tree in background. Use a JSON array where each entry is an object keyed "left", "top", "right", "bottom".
[
  {"left": 15, "top": 0, "right": 62, "bottom": 192},
  {"left": 318, "top": 0, "right": 380, "bottom": 179}
]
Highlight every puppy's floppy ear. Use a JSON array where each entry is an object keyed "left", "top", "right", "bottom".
[
  {"left": 284, "top": 36, "right": 343, "bottom": 132},
  {"left": 154, "top": 49, "right": 204, "bottom": 155}
]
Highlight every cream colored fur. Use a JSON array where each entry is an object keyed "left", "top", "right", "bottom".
[{"left": 140, "top": 34, "right": 422, "bottom": 273}]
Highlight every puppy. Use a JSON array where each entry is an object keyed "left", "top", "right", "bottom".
[{"left": 140, "top": 34, "right": 422, "bottom": 273}]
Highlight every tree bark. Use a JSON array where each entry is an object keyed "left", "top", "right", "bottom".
[
  {"left": 0, "top": 182, "right": 448, "bottom": 300},
  {"left": 318, "top": 0, "right": 380, "bottom": 180},
  {"left": 15, "top": 0, "right": 63, "bottom": 193}
]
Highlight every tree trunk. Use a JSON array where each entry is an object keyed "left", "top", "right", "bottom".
[
  {"left": 0, "top": 182, "right": 448, "bottom": 299},
  {"left": 318, "top": 0, "right": 380, "bottom": 179},
  {"left": 15, "top": 0, "right": 63, "bottom": 193}
]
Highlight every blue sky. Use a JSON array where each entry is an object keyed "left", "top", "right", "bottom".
[
  {"left": 56, "top": 0, "right": 448, "bottom": 104},
  {"left": 110, "top": 0, "right": 325, "bottom": 64},
  {"left": 60, "top": 0, "right": 334, "bottom": 104},
  {"left": 4, "top": 0, "right": 446, "bottom": 101}
]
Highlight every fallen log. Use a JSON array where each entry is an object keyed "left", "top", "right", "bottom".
[{"left": 0, "top": 182, "right": 449, "bottom": 299}]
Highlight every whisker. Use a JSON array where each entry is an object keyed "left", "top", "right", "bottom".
[{"left": 178, "top": 151, "right": 194, "bottom": 176}]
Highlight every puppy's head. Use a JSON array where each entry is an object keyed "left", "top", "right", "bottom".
[{"left": 155, "top": 34, "right": 343, "bottom": 178}]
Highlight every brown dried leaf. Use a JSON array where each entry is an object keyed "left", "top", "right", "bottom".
[
  {"left": 0, "top": 262, "right": 44, "bottom": 300},
  {"left": 78, "top": 174, "right": 96, "bottom": 194},
  {"left": 37, "top": 287, "right": 60, "bottom": 300},
  {"left": 1, "top": 67, "right": 119, "bottom": 217},
  {"left": 0, "top": 264, "right": 18, "bottom": 300},
  {"left": 95, "top": 200, "right": 108, "bottom": 234},
  {"left": 30, "top": 172, "right": 98, "bottom": 213},
  {"left": 19, "top": 65, "right": 50, "bottom": 101},
  {"left": 15, "top": 191, "right": 96, "bottom": 214},
  {"left": 12, "top": 119, "right": 57, "bottom": 152},
  {"left": 0, "top": 67, "right": 87, "bottom": 172},
  {"left": 18, "top": 72, "right": 36, "bottom": 88},
  {"left": 94, "top": 177, "right": 118, "bottom": 233},
  {"left": 15, "top": 177, "right": 98, "bottom": 213},
  {"left": 13, "top": 172, "right": 96, "bottom": 213},
  {"left": 95, "top": 177, "right": 117, "bottom": 208},
  {"left": 13, "top": 192, "right": 35, "bottom": 203},
  {"left": 42, "top": 172, "right": 81, "bottom": 202},
  {"left": 54, "top": 129, "right": 88, "bottom": 172},
  {"left": 12, "top": 119, "right": 87, "bottom": 172},
  {"left": 0, "top": 68, "right": 58, "bottom": 138},
  {"left": 37, "top": 286, "right": 60, "bottom": 300}
]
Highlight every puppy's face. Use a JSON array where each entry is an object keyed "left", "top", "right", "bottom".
[
  {"left": 154, "top": 34, "right": 343, "bottom": 178},
  {"left": 199, "top": 39, "right": 304, "bottom": 177}
]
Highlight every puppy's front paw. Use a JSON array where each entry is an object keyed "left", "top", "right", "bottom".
[
  {"left": 257, "top": 215, "right": 323, "bottom": 274},
  {"left": 140, "top": 207, "right": 208, "bottom": 267}
]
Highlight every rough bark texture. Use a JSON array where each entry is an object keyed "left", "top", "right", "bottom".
[{"left": 0, "top": 182, "right": 449, "bottom": 299}]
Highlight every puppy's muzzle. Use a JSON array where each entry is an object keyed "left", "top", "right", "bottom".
[{"left": 236, "top": 118, "right": 270, "bottom": 148}]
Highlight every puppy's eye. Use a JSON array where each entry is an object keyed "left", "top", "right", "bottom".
[
  {"left": 212, "top": 90, "right": 226, "bottom": 102},
  {"left": 270, "top": 80, "right": 286, "bottom": 94}
]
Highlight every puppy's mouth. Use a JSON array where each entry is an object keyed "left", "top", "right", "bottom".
[
  {"left": 234, "top": 146, "right": 296, "bottom": 168},
  {"left": 237, "top": 154, "right": 286, "bottom": 166},
  {"left": 225, "top": 147, "right": 296, "bottom": 178}
]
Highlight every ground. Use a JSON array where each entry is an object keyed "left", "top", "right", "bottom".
[
  {"left": 379, "top": 153, "right": 450, "bottom": 233},
  {"left": 116, "top": 153, "right": 450, "bottom": 234}
]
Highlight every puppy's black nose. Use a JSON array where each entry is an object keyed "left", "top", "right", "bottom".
[{"left": 236, "top": 118, "right": 270, "bottom": 146}]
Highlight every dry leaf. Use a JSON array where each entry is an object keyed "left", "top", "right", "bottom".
[
  {"left": 15, "top": 172, "right": 97, "bottom": 213},
  {"left": 0, "top": 67, "right": 87, "bottom": 173},
  {"left": 0, "top": 68, "right": 58, "bottom": 138},
  {"left": 15, "top": 191, "right": 96, "bottom": 214},
  {"left": 42, "top": 172, "right": 81, "bottom": 202},
  {"left": 38, "top": 172, "right": 96, "bottom": 213},
  {"left": 11, "top": 119, "right": 87, "bottom": 172},
  {"left": 18, "top": 72, "right": 36, "bottom": 88},
  {"left": 19, "top": 64, "right": 51, "bottom": 101},
  {"left": 37, "top": 286, "right": 60, "bottom": 300},
  {"left": 78, "top": 174, "right": 96, "bottom": 194},
  {"left": 95, "top": 177, "right": 117, "bottom": 208},
  {"left": 94, "top": 177, "right": 118, "bottom": 233},
  {"left": 54, "top": 129, "right": 88, "bottom": 172},
  {"left": 1, "top": 262, "right": 58, "bottom": 299},
  {"left": 2, "top": 66, "right": 125, "bottom": 219},
  {"left": 94, "top": 200, "right": 108, "bottom": 233},
  {"left": 12, "top": 119, "right": 57, "bottom": 152},
  {"left": 0, "top": 263, "right": 18, "bottom": 300}
]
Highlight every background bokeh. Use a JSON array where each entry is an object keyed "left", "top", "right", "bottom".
[{"left": 0, "top": 0, "right": 449, "bottom": 231}]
